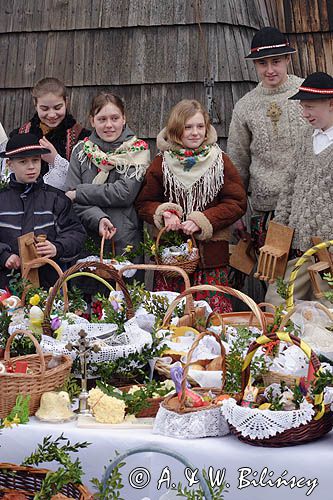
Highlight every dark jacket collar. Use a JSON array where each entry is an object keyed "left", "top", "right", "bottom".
[{"left": 9, "top": 174, "right": 45, "bottom": 193}]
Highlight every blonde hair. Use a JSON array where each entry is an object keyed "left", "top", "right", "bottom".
[
  {"left": 166, "top": 99, "right": 210, "bottom": 145},
  {"left": 32, "top": 77, "right": 67, "bottom": 103}
]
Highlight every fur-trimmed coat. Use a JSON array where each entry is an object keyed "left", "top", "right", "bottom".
[{"left": 135, "top": 129, "right": 247, "bottom": 269}]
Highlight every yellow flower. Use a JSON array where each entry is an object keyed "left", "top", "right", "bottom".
[
  {"left": 29, "top": 294, "right": 41, "bottom": 306},
  {"left": 12, "top": 414, "right": 20, "bottom": 426},
  {"left": 124, "top": 245, "right": 133, "bottom": 253},
  {"left": 151, "top": 244, "right": 156, "bottom": 254},
  {"left": 3, "top": 418, "right": 13, "bottom": 428}
]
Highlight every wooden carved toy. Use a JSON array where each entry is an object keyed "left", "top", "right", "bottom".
[
  {"left": 307, "top": 237, "right": 333, "bottom": 298},
  {"left": 254, "top": 221, "right": 294, "bottom": 283}
]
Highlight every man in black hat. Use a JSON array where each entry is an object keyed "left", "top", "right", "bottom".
[
  {"left": 0, "top": 133, "right": 86, "bottom": 288},
  {"left": 227, "top": 26, "right": 305, "bottom": 300},
  {"left": 266, "top": 72, "right": 333, "bottom": 304}
]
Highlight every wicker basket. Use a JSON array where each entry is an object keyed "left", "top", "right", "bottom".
[
  {"left": 206, "top": 301, "right": 275, "bottom": 334},
  {"left": 227, "top": 331, "right": 333, "bottom": 447},
  {"left": 155, "top": 284, "right": 268, "bottom": 383},
  {"left": 0, "top": 330, "right": 72, "bottom": 418},
  {"left": 0, "top": 463, "right": 91, "bottom": 499},
  {"left": 162, "top": 330, "right": 227, "bottom": 414},
  {"left": 286, "top": 239, "right": 333, "bottom": 310},
  {"left": 42, "top": 261, "right": 134, "bottom": 337},
  {"left": 154, "top": 227, "right": 200, "bottom": 278}
]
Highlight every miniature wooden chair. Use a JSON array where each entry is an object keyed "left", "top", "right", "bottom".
[
  {"left": 254, "top": 221, "right": 294, "bottom": 283},
  {"left": 18, "top": 232, "right": 47, "bottom": 287},
  {"left": 229, "top": 233, "right": 256, "bottom": 275},
  {"left": 307, "top": 237, "right": 333, "bottom": 298}
]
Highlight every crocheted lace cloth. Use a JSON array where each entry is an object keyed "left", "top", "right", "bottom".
[
  {"left": 221, "top": 397, "right": 315, "bottom": 440},
  {"left": 153, "top": 404, "right": 229, "bottom": 439}
]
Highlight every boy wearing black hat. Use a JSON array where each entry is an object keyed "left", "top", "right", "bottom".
[
  {"left": 227, "top": 27, "right": 304, "bottom": 245},
  {"left": 266, "top": 72, "right": 333, "bottom": 304},
  {"left": 0, "top": 133, "right": 86, "bottom": 288}
]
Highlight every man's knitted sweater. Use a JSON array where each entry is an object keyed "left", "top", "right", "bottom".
[
  {"left": 227, "top": 75, "right": 304, "bottom": 212},
  {"left": 274, "top": 126, "right": 333, "bottom": 251}
]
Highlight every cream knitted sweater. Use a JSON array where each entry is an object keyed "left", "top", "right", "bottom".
[
  {"left": 275, "top": 126, "right": 333, "bottom": 251},
  {"left": 227, "top": 75, "right": 304, "bottom": 212}
]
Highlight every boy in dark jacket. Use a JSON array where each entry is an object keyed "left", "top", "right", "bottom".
[{"left": 0, "top": 133, "right": 86, "bottom": 289}]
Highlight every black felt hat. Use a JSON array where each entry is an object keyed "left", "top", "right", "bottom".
[
  {"left": 245, "top": 27, "right": 296, "bottom": 60},
  {"left": 0, "top": 133, "right": 50, "bottom": 158},
  {"left": 289, "top": 72, "right": 333, "bottom": 100}
]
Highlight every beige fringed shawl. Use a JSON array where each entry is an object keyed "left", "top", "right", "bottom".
[
  {"left": 78, "top": 135, "right": 150, "bottom": 184},
  {"left": 157, "top": 126, "right": 224, "bottom": 215}
]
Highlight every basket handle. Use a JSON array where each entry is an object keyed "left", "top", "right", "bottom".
[
  {"left": 248, "top": 302, "right": 276, "bottom": 327},
  {"left": 286, "top": 239, "right": 333, "bottom": 310},
  {"left": 241, "top": 330, "right": 324, "bottom": 417},
  {"left": 20, "top": 257, "right": 69, "bottom": 309},
  {"left": 116, "top": 263, "right": 194, "bottom": 315},
  {"left": 179, "top": 330, "right": 226, "bottom": 411},
  {"left": 161, "top": 285, "right": 267, "bottom": 333},
  {"left": 155, "top": 226, "right": 198, "bottom": 255},
  {"left": 42, "top": 261, "right": 134, "bottom": 336},
  {"left": 100, "top": 234, "right": 116, "bottom": 262},
  {"left": 4, "top": 329, "right": 46, "bottom": 375}
]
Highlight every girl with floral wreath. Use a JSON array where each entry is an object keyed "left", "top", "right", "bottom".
[
  {"left": 65, "top": 92, "right": 150, "bottom": 262},
  {"left": 135, "top": 99, "right": 247, "bottom": 312},
  {"left": 9, "top": 77, "right": 90, "bottom": 191}
]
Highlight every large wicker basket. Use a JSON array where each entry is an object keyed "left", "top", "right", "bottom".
[
  {"left": 154, "top": 227, "right": 200, "bottom": 278},
  {"left": 0, "top": 330, "right": 72, "bottom": 418},
  {"left": 227, "top": 331, "right": 333, "bottom": 447},
  {"left": 42, "top": 260, "right": 134, "bottom": 337},
  {"left": 0, "top": 463, "right": 92, "bottom": 499},
  {"left": 155, "top": 284, "right": 268, "bottom": 383}
]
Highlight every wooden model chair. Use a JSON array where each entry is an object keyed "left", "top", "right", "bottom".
[
  {"left": 18, "top": 232, "right": 47, "bottom": 287},
  {"left": 307, "top": 237, "right": 333, "bottom": 298},
  {"left": 254, "top": 221, "right": 294, "bottom": 283}
]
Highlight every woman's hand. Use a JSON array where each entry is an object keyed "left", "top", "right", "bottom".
[
  {"left": 35, "top": 240, "right": 57, "bottom": 258},
  {"left": 40, "top": 137, "right": 58, "bottom": 164},
  {"left": 181, "top": 220, "right": 200, "bottom": 235},
  {"left": 163, "top": 211, "right": 182, "bottom": 231},
  {"left": 5, "top": 254, "right": 21, "bottom": 270},
  {"left": 65, "top": 190, "right": 76, "bottom": 201},
  {"left": 99, "top": 217, "right": 117, "bottom": 240}
]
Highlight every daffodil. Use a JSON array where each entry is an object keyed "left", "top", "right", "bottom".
[
  {"left": 3, "top": 418, "right": 13, "bottom": 428},
  {"left": 29, "top": 294, "right": 41, "bottom": 306},
  {"left": 151, "top": 244, "right": 156, "bottom": 254},
  {"left": 124, "top": 244, "right": 133, "bottom": 253},
  {"left": 12, "top": 414, "right": 21, "bottom": 426}
]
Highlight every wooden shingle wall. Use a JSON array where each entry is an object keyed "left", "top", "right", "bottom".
[{"left": 0, "top": 0, "right": 331, "bottom": 147}]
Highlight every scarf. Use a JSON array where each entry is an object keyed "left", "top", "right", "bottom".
[
  {"left": 78, "top": 127, "right": 150, "bottom": 184},
  {"left": 157, "top": 125, "right": 224, "bottom": 215}
]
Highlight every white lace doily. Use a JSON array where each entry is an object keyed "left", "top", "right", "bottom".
[
  {"left": 76, "top": 257, "right": 136, "bottom": 278},
  {"left": 221, "top": 398, "right": 315, "bottom": 440},
  {"left": 153, "top": 404, "right": 229, "bottom": 439},
  {"left": 41, "top": 317, "right": 152, "bottom": 364}
]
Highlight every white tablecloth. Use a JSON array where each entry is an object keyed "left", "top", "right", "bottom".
[{"left": 1, "top": 417, "right": 332, "bottom": 499}]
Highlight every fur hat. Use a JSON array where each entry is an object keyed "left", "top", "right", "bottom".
[
  {"left": 289, "top": 72, "right": 333, "bottom": 100},
  {"left": 0, "top": 133, "right": 50, "bottom": 158},
  {"left": 245, "top": 26, "right": 296, "bottom": 60}
]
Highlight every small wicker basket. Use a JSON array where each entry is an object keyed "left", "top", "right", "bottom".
[
  {"left": 0, "top": 462, "right": 92, "bottom": 499},
  {"left": 227, "top": 331, "right": 333, "bottom": 447},
  {"left": 154, "top": 227, "right": 200, "bottom": 278},
  {"left": 0, "top": 330, "right": 72, "bottom": 418},
  {"left": 161, "top": 330, "right": 227, "bottom": 415}
]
